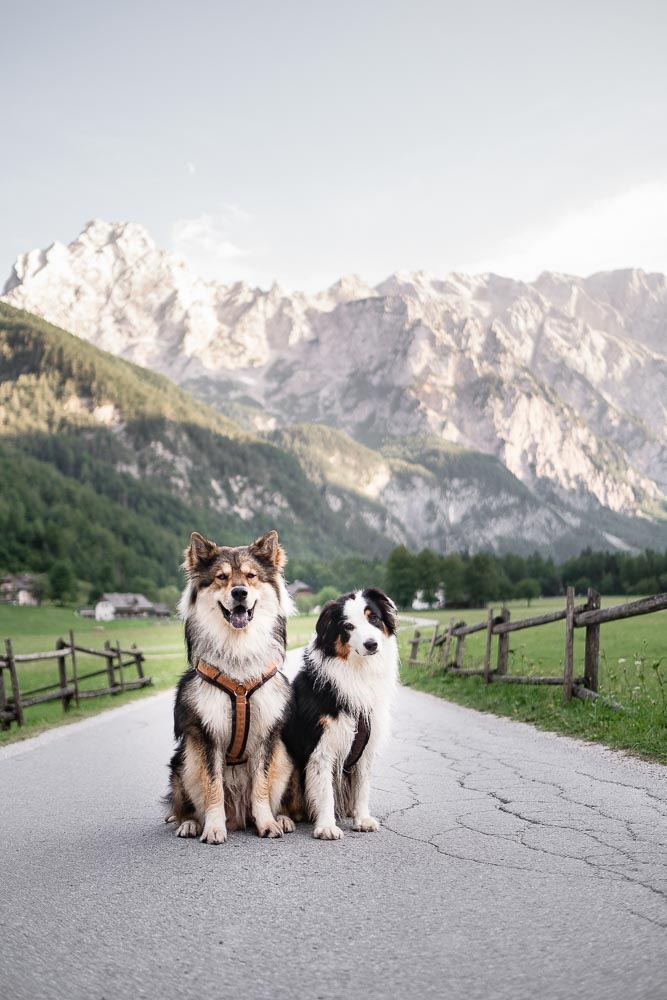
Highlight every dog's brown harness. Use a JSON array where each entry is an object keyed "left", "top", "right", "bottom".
[
  {"left": 196, "top": 659, "right": 278, "bottom": 765},
  {"left": 343, "top": 714, "right": 371, "bottom": 773}
]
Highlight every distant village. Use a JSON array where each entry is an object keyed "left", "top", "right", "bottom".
[
  {"left": 0, "top": 574, "right": 171, "bottom": 620},
  {"left": 0, "top": 574, "right": 317, "bottom": 620}
]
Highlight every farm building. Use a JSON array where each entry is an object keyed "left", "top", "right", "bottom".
[
  {"left": 286, "top": 580, "right": 314, "bottom": 598},
  {"left": 94, "top": 593, "right": 171, "bottom": 621},
  {"left": 0, "top": 574, "right": 40, "bottom": 606}
]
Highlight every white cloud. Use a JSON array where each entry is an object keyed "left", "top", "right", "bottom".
[
  {"left": 171, "top": 207, "right": 266, "bottom": 283},
  {"left": 173, "top": 214, "right": 248, "bottom": 259},
  {"left": 474, "top": 179, "right": 667, "bottom": 279}
]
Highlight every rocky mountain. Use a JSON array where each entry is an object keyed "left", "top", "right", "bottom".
[
  {"left": 3, "top": 221, "right": 667, "bottom": 556},
  {"left": 0, "top": 303, "right": 393, "bottom": 592}
]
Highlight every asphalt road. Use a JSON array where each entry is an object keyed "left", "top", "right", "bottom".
[{"left": 2, "top": 648, "right": 667, "bottom": 1000}]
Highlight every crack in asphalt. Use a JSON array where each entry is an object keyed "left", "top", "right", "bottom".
[{"left": 375, "top": 699, "right": 667, "bottom": 929}]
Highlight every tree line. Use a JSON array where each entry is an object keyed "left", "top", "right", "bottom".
[
  {"left": 291, "top": 546, "right": 667, "bottom": 610},
  {"left": 383, "top": 546, "right": 667, "bottom": 609}
]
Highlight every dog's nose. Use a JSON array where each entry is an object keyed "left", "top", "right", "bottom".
[
  {"left": 231, "top": 586, "right": 248, "bottom": 603},
  {"left": 364, "top": 639, "right": 378, "bottom": 653}
]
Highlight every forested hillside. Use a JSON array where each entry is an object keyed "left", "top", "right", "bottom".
[
  {"left": 0, "top": 303, "right": 391, "bottom": 596},
  {"left": 2, "top": 302, "right": 665, "bottom": 603}
]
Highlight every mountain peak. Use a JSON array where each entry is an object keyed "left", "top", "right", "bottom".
[
  {"left": 325, "top": 274, "right": 377, "bottom": 302},
  {"left": 76, "top": 219, "right": 156, "bottom": 255}
]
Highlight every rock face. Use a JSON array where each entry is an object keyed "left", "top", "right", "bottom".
[{"left": 4, "top": 220, "right": 667, "bottom": 554}]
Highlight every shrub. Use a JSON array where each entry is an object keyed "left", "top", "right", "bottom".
[
  {"left": 295, "top": 592, "right": 318, "bottom": 614},
  {"left": 316, "top": 586, "right": 340, "bottom": 606}
]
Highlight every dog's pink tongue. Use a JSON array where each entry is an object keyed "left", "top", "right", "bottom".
[{"left": 230, "top": 607, "right": 249, "bottom": 629}]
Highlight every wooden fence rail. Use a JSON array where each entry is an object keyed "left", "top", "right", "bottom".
[
  {"left": 0, "top": 631, "right": 152, "bottom": 730},
  {"left": 408, "top": 588, "right": 667, "bottom": 707}
]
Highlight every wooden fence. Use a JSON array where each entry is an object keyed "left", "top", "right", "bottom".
[
  {"left": 0, "top": 630, "right": 152, "bottom": 730},
  {"left": 408, "top": 588, "right": 667, "bottom": 707}
]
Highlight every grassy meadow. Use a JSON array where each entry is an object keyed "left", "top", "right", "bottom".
[
  {"left": 0, "top": 605, "right": 319, "bottom": 746},
  {"left": 2, "top": 596, "right": 666, "bottom": 762},
  {"left": 400, "top": 596, "right": 667, "bottom": 762}
]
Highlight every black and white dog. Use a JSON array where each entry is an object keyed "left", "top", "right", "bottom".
[{"left": 276, "top": 588, "right": 398, "bottom": 840}]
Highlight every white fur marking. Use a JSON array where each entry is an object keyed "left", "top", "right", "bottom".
[{"left": 176, "top": 819, "right": 201, "bottom": 838}]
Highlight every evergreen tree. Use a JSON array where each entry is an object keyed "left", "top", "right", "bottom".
[
  {"left": 440, "top": 553, "right": 467, "bottom": 605},
  {"left": 416, "top": 549, "right": 443, "bottom": 604},
  {"left": 48, "top": 559, "right": 78, "bottom": 605},
  {"left": 385, "top": 546, "right": 419, "bottom": 609}
]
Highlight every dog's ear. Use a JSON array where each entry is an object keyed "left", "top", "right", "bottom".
[
  {"left": 316, "top": 599, "right": 343, "bottom": 646},
  {"left": 249, "top": 529, "right": 286, "bottom": 569},
  {"left": 185, "top": 532, "right": 218, "bottom": 573},
  {"left": 365, "top": 587, "right": 398, "bottom": 636}
]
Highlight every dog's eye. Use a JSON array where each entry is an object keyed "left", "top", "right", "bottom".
[
  {"left": 342, "top": 623, "right": 353, "bottom": 633},
  {"left": 368, "top": 613, "right": 381, "bottom": 625},
  {"left": 216, "top": 573, "right": 228, "bottom": 582},
  {"left": 246, "top": 572, "right": 257, "bottom": 580}
]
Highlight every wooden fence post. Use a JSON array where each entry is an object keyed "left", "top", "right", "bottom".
[
  {"left": 131, "top": 643, "right": 145, "bottom": 679},
  {"left": 5, "top": 639, "right": 24, "bottom": 726},
  {"left": 69, "top": 630, "right": 80, "bottom": 707},
  {"left": 116, "top": 641, "right": 125, "bottom": 691},
  {"left": 496, "top": 607, "right": 511, "bottom": 675},
  {"left": 104, "top": 640, "right": 116, "bottom": 690},
  {"left": 409, "top": 630, "right": 421, "bottom": 664},
  {"left": 454, "top": 632, "right": 466, "bottom": 670},
  {"left": 56, "top": 638, "right": 71, "bottom": 711},
  {"left": 483, "top": 607, "right": 494, "bottom": 683},
  {"left": 584, "top": 589, "right": 601, "bottom": 692},
  {"left": 0, "top": 656, "right": 9, "bottom": 730},
  {"left": 441, "top": 617, "right": 455, "bottom": 669},
  {"left": 428, "top": 622, "right": 440, "bottom": 660},
  {"left": 562, "top": 587, "right": 575, "bottom": 703}
]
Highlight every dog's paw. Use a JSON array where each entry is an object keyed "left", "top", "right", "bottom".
[
  {"left": 313, "top": 823, "right": 344, "bottom": 841},
  {"left": 277, "top": 814, "right": 296, "bottom": 834},
  {"left": 164, "top": 812, "right": 176, "bottom": 824},
  {"left": 175, "top": 819, "right": 201, "bottom": 838},
  {"left": 200, "top": 821, "right": 227, "bottom": 844},
  {"left": 256, "top": 819, "right": 283, "bottom": 839},
  {"left": 353, "top": 816, "right": 379, "bottom": 833}
]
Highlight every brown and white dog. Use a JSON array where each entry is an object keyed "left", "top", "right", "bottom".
[
  {"left": 274, "top": 588, "right": 398, "bottom": 840},
  {"left": 165, "top": 529, "right": 295, "bottom": 844}
]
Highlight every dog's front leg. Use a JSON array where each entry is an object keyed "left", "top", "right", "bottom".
[
  {"left": 306, "top": 742, "right": 343, "bottom": 841},
  {"left": 251, "top": 752, "right": 284, "bottom": 839},
  {"left": 350, "top": 753, "right": 379, "bottom": 832},
  {"left": 200, "top": 746, "right": 228, "bottom": 845},
  {"left": 267, "top": 739, "right": 297, "bottom": 834}
]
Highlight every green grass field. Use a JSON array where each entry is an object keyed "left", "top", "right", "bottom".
[
  {"left": 0, "top": 606, "right": 319, "bottom": 745},
  {"left": 400, "top": 596, "right": 667, "bottom": 763},
  {"left": 3, "top": 597, "right": 666, "bottom": 762}
]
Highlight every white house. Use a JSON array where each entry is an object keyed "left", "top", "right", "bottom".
[
  {"left": 94, "top": 593, "right": 163, "bottom": 621},
  {"left": 411, "top": 588, "right": 446, "bottom": 611}
]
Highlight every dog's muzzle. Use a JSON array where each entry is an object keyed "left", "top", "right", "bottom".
[{"left": 219, "top": 601, "right": 256, "bottom": 630}]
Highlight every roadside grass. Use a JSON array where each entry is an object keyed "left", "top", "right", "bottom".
[
  {"left": 0, "top": 606, "right": 318, "bottom": 746},
  {"left": 5, "top": 598, "right": 665, "bottom": 762},
  {"left": 399, "top": 597, "right": 667, "bottom": 763}
]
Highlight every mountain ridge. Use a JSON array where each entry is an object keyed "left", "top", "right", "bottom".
[
  {"left": 2, "top": 221, "right": 666, "bottom": 557},
  {"left": 0, "top": 303, "right": 398, "bottom": 586}
]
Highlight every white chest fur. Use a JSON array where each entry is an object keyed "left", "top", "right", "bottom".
[{"left": 188, "top": 672, "right": 288, "bottom": 754}]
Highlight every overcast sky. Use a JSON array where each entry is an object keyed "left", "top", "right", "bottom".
[{"left": 3, "top": 0, "right": 667, "bottom": 291}]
